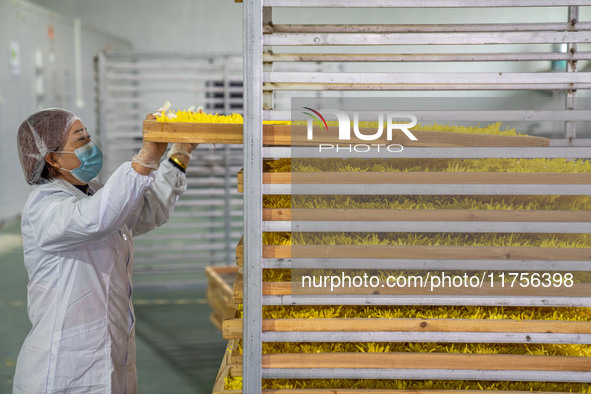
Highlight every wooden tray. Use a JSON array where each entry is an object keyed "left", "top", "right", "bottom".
[
  {"left": 230, "top": 277, "right": 591, "bottom": 302},
  {"left": 235, "top": 237, "right": 591, "bottom": 267},
  {"left": 260, "top": 208, "right": 591, "bottom": 222},
  {"left": 212, "top": 340, "right": 239, "bottom": 394},
  {"left": 228, "top": 351, "right": 591, "bottom": 377},
  {"left": 206, "top": 266, "right": 239, "bottom": 330},
  {"left": 143, "top": 119, "right": 550, "bottom": 147},
  {"left": 237, "top": 169, "right": 591, "bottom": 192},
  {"left": 222, "top": 298, "right": 591, "bottom": 340}
]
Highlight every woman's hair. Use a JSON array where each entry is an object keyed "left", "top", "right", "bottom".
[
  {"left": 40, "top": 160, "right": 62, "bottom": 182},
  {"left": 17, "top": 108, "right": 78, "bottom": 185}
]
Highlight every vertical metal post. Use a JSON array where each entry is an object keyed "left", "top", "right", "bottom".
[
  {"left": 243, "top": 0, "right": 263, "bottom": 392},
  {"left": 223, "top": 144, "right": 232, "bottom": 265},
  {"left": 131, "top": 54, "right": 141, "bottom": 151},
  {"left": 223, "top": 57, "right": 232, "bottom": 266},
  {"left": 263, "top": 8, "right": 274, "bottom": 111},
  {"left": 94, "top": 51, "right": 108, "bottom": 184},
  {"left": 73, "top": 18, "right": 84, "bottom": 109},
  {"left": 223, "top": 57, "right": 231, "bottom": 116},
  {"left": 208, "top": 56, "right": 218, "bottom": 265},
  {"left": 565, "top": 5, "right": 578, "bottom": 141}
]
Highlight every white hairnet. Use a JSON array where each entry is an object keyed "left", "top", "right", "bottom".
[{"left": 17, "top": 108, "right": 79, "bottom": 185}]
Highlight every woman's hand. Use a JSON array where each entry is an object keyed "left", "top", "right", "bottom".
[
  {"left": 169, "top": 143, "right": 198, "bottom": 159},
  {"left": 143, "top": 141, "right": 168, "bottom": 160},
  {"left": 132, "top": 140, "right": 168, "bottom": 175},
  {"left": 168, "top": 143, "right": 198, "bottom": 170}
]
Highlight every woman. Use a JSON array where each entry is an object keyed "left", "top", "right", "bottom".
[{"left": 13, "top": 108, "right": 196, "bottom": 393}]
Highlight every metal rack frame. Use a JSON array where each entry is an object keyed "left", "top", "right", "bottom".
[
  {"left": 243, "top": 1, "right": 264, "bottom": 391},
  {"left": 96, "top": 52, "right": 245, "bottom": 279},
  {"left": 242, "top": 1, "right": 591, "bottom": 391}
]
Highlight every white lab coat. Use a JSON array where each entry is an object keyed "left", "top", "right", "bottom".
[{"left": 13, "top": 160, "right": 186, "bottom": 394}]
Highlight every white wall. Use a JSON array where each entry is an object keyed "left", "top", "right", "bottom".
[
  {"left": 0, "top": 0, "right": 130, "bottom": 224},
  {"left": 30, "top": 0, "right": 244, "bottom": 53}
]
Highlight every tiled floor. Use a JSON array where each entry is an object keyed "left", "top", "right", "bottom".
[{"left": 0, "top": 220, "right": 227, "bottom": 394}]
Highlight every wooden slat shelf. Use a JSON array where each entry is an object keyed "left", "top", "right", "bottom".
[
  {"left": 229, "top": 352, "right": 591, "bottom": 376},
  {"left": 262, "top": 208, "right": 591, "bottom": 222},
  {"left": 231, "top": 279, "right": 591, "bottom": 302},
  {"left": 143, "top": 119, "right": 550, "bottom": 147},
  {"left": 262, "top": 82, "right": 591, "bottom": 91},
  {"left": 235, "top": 239, "right": 591, "bottom": 266},
  {"left": 222, "top": 316, "right": 591, "bottom": 341},
  {"left": 265, "top": 51, "right": 591, "bottom": 62},
  {"left": 237, "top": 170, "right": 591, "bottom": 192},
  {"left": 262, "top": 23, "right": 591, "bottom": 34}
]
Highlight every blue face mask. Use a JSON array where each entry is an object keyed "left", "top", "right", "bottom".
[{"left": 55, "top": 140, "right": 103, "bottom": 183}]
